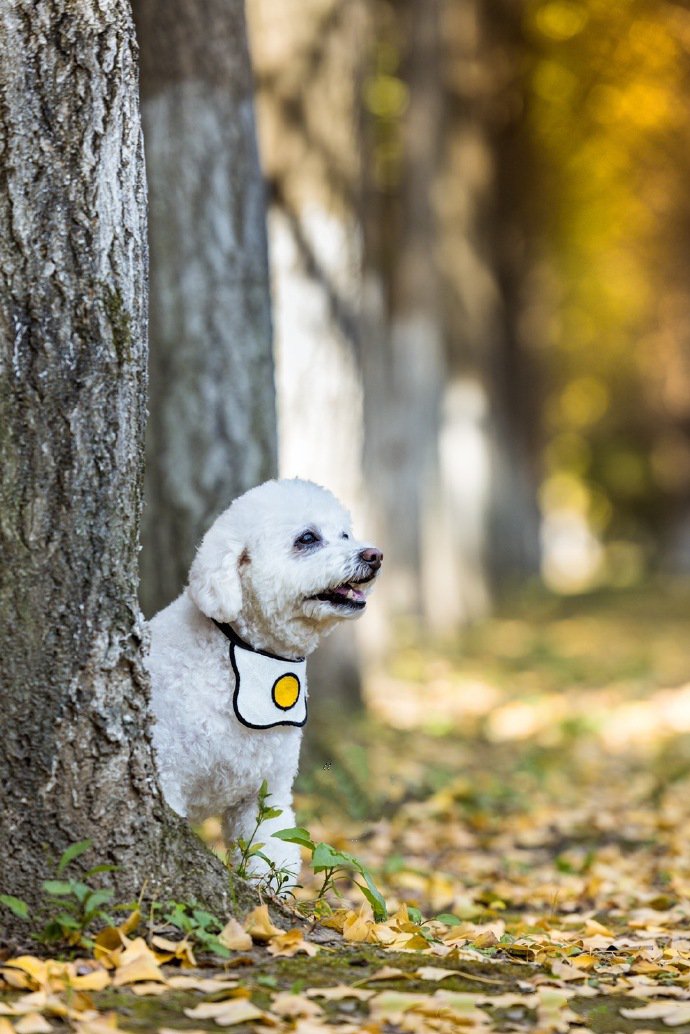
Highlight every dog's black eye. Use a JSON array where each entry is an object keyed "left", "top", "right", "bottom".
[
  {"left": 341, "top": 532, "right": 350, "bottom": 540},
  {"left": 295, "top": 530, "right": 321, "bottom": 548}
]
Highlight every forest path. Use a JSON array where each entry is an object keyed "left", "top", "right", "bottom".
[{"left": 3, "top": 584, "right": 690, "bottom": 1032}]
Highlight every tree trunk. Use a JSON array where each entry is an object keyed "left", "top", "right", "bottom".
[
  {"left": 248, "top": 0, "right": 368, "bottom": 723},
  {"left": 433, "top": 0, "right": 541, "bottom": 619},
  {"left": 359, "top": 0, "right": 446, "bottom": 635},
  {"left": 0, "top": 0, "right": 232, "bottom": 936},
  {"left": 134, "top": 0, "right": 277, "bottom": 617},
  {"left": 482, "top": 0, "right": 542, "bottom": 588}
]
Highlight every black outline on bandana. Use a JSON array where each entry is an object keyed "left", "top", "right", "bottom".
[{"left": 213, "top": 622, "right": 308, "bottom": 729}]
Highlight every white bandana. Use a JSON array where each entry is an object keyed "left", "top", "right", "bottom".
[{"left": 214, "top": 622, "right": 308, "bottom": 729}]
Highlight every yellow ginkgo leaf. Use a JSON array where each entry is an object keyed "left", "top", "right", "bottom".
[
  {"left": 218, "top": 918, "right": 253, "bottom": 952},
  {"left": 14, "top": 1013, "right": 53, "bottom": 1034},
  {"left": 150, "top": 936, "right": 196, "bottom": 968},
  {"left": 342, "top": 906, "right": 378, "bottom": 944},
  {"left": 71, "top": 1013, "right": 121, "bottom": 1034},
  {"left": 66, "top": 967, "right": 111, "bottom": 992},
  {"left": 1, "top": 958, "right": 48, "bottom": 990},
  {"left": 243, "top": 904, "right": 282, "bottom": 943},
  {"left": 621, "top": 1001, "right": 690, "bottom": 1024},
  {"left": 167, "top": 976, "right": 239, "bottom": 993},
  {"left": 184, "top": 1000, "right": 269, "bottom": 1025},
  {"left": 267, "top": 929, "right": 319, "bottom": 958},
  {"left": 111, "top": 943, "right": 165, "bottom": 988},
  {"left": 362, "top": 966, "right": 408, "bottom": 982},
  {"left": 305, "top": 985, "right": 375, "bottom": 1001},
  {"left": 129, "top": 983, "right": 170, "bottom": 997},
  {"left": 414, "top": 966, "right": 457, "bottom": 982},
  {"left": 268, "top": 992, "right": 324, "bottom": 1018}
]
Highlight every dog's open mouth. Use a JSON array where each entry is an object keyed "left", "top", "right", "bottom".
[{"left": 308, "top": 577, "right": 373, "bottom": 610}]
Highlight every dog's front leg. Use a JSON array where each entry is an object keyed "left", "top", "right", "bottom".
[{"left": 223, "top": 789, "right": 301, "bottom": 890}]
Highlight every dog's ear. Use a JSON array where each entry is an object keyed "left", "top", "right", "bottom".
[{"left": 188, "top": 514, "right": 244, "bottom": 623}]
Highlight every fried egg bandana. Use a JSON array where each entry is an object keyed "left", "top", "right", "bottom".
[{"left": 213, "top": 621, "right": 307, "bottom": 729}]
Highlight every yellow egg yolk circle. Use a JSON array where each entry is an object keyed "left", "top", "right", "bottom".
[{"left": 272, "top": 673, "right": 300, "bottom": 710}]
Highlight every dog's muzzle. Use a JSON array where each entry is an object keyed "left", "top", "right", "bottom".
[{"left": 308, "top": 547, "right": 383, "bottom": 610}]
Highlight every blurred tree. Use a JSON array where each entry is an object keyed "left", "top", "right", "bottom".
[
  {"left": 248, "top": 0, "right": 368, "bottom": 736},
  {"left": 359, "top": 0, "right": 445, "bottom": 629},
  {"left": 361, "top": 0, "right": 541, "bottom": 632},
  {"left": 0, "top": 0, "right": 228, "bottom": 924},
  {"left": 134, "top": 0, "right": 277, "bottom": 616}
]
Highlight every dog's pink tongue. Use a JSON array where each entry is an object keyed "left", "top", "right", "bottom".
[{"left": 334, "top": 584, "right": 365, "bottom": 602}]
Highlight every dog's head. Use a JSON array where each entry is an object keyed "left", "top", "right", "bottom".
[{"left": 188, "top": 479, "right": 382, "bottom": 655}]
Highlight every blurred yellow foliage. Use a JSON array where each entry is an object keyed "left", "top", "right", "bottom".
[{"left": 533, "top": 1, "right": 588, "bottom": 42}]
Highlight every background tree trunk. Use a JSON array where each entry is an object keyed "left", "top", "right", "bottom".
[
  {"left": 248, "top": 0, "right": 368, "bottom": 743},
  {"left": 360, "top": 0, "right": 541, "bottom": 638},
  {"left": 433, "top": 0, "right": 541, "bottom": 624},
  {"left": 359, "top": 0, "right": 446, "bottom": 638},
  {"left": 0, "top": 0, "right": 232, "bottom": 932},
  {"left": 134, "top": 0, "right": 277, "bottom": 617}
]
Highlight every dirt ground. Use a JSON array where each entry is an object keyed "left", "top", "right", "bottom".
[{"left": 4, "top": 583, "right": 690, "bottom": 1032}]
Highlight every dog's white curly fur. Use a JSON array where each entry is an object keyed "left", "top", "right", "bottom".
[{"left": 146, "top": 478, "right": 380, "bottom": 886}]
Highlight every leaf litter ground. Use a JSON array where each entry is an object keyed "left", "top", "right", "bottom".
[{"left": 4, "top": 584, "right": 690, "bottom": 1033}]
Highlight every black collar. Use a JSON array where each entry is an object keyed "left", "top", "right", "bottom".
[{"left": 212, "top": 620, "right": 306, "bottom": 664}]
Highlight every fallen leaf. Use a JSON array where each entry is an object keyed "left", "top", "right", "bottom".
[
  {"left": 93, "top": 913, "right": 139, "bottom": 968},
  {"left": 66, "top": 967, "right": 111, "bottom": 992},
  {"left": 1, "top": 958, "right": 48, "bottom": 991},
  {"left": 184, "top": 1000, "right": 271, "bottom": 1026},
  {"left": 551, "top": 958, "right": 588, "bottom": 981},
  {"left": 150, "top": 936, "right": 196, "bottom": 968},
  {"left": 14, "top": 1015, "right": 52, "bottom": 1034},
  {"left": 414, "top": 966, "right": 457, "bottom": 982},
  {"left": 290, "top": 1022, "right": 340, "bottom": 1034},
  {"left": 342, "top": 906, "right": 379, "bottom": 944},
  {"left": 160, "top": 1029, "right": 209, "bottom": 1034},
  {"left": 71, "top": 1014, "right": 120, "bottom": 1034},
  {"left": 243, "top": 905, "right": 282, "bottom": 943},
  {"left": 362, "top": 966, "right": 408, "bottom": 982},
  {"left": 218, "top": 919, "right": 253, "bottom": 952},
  {"left": 269, "top": 993, "right": 324, "bottom": 1018},
  {"left": 111, "top": 941, "right": 165, "bottom": 987},
  {"left": 621, "top": 1001, "right": 690, "bottom": 1024},
  {"left": 267, "top": 929, "right": 319, "bottom": 958},
  {"left": 128, "top": 983, "right": 170, "bottom": 997},
  {"left": 368, "top": 990, "right": 433, "bottom": 1019},
  {"left": 305, "top": 985, "right": 375, "bottom": 1001},
  {"left": 166, "top": 976, "right": 239, "bottom": 992}
]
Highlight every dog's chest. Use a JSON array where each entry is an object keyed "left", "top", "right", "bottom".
[
  {"left": 176, "top": 636, "right": 301, "bottom": 810},
  {"left": 148, "top": 599, "right": 304, "bottom": 820}
]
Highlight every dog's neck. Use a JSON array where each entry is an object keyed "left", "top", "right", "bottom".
[
  {"left": 215, "top": 617, "right": 306, "bottom": 663},
  {"left": 189, "top": 592, "right": 339, "bottom": 658},
  {"left": 230, "top": 609, "right": 327, "bottom": 659}
]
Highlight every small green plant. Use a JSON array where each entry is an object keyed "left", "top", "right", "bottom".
[
  {"left": 228, "top": 780, "right": 298, "bottom": 896},
  {"left": 158, "top": 900, "right": 231, "bottom": 958},
  {"left": 0, "top": 839, "right": 119, "bottom": 948},
  {"left": 273, "top": 826, "right": 388, "bottom": 921}
]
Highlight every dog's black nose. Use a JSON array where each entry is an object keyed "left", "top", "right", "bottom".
[{"left": 360, "top": 547, "right": 383, "bottom": 570}]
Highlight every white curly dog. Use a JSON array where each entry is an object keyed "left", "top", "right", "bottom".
[{"left": 146, "top": 478, "right": 382, "bottom": 885}]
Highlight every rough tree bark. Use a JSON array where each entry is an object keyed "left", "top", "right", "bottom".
[
  {"left": 134, "top": 0, "right": 277, "bottom": 617},
  {"left": 0, "top": 0, "right": 233, "bottom": 933}
]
